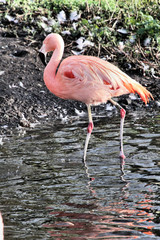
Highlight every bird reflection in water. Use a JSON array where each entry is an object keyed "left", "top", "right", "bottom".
[{"left": 43, "top": 161, "right": 155, "bottom": 239}]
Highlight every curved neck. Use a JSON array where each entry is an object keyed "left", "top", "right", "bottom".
[
  {"left": 46, "top": 47, "right": 64, "bottom": 77},
  {"left": 43, "top": 44, "right": 64, "bottom": 94}
]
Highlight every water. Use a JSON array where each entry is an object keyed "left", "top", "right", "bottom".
[{"left": 0, "top": 109, "right": 160, "bottom": 239}]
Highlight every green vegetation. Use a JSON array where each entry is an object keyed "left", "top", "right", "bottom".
[{"left": 1, "top": 0, "right": 160, "bottom": 76}]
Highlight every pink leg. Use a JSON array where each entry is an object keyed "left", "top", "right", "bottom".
[{"left": 84, "top": 105, "right": 93, "bottom": 160}]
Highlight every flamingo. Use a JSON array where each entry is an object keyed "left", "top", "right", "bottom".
[{"left": 39, "top": 33, "right": 153, "bottom": 161}]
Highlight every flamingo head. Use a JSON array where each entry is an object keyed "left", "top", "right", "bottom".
[{"left": 39, "top": 33, "right": 64, "bottom": 66}]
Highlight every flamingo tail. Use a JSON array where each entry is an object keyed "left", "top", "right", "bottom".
[{"left": 123, "top": 79, "right": 154, "bottom": 104}]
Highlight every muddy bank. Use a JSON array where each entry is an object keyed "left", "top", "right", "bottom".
[
  {"left": 0, "top": 36, "right": 85, "bottom": 131},
  {"left": 0, "top": 35, "right": 159, "bottom": 134}
]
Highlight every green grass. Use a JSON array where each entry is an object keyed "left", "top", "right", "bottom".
[
  {"left": 5, "top": 0, "right": 160, "bottom": 45},
  {"left": 3, "top": 0, "right": 160, "bottom": 76}
]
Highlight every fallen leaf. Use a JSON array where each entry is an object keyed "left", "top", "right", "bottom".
[
  {"left": 117, "top": 28, "right": 128, "bottom": 34},
  {"left": 118, "top": 41, "right": 125, "bottom": 51},
  {"left": 70, "top": 11, "right": 81, "bottom": 21},
  {"left": 76, "top": 37, "right": 94, "bottom": 50},
  {"left": 144, "top": 37, "right": 151, "bottom": 46},
  {"left": 71, "top": 50, "right": 85, "bottom": 55},
  {"left": 129, "top": 35, "right": 136, "bottom": 43},
  {"left": 61, "top": 30, "right": 71, "bottom": 35},
  {"left": 57, "top": 10, "right": 66, "bottom": 24}
]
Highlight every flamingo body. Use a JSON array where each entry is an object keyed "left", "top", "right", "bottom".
[
  {"left": 54, "top": 55, "right": 129, "bottom": 105},
  {"left": 39, "top": 33, "right": 153, "bottom": 161}
]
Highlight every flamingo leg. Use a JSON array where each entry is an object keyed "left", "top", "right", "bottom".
[
  {"left": 84, "top": 104, "right": 94, "bottom": 161},
  {"left": 109, "top": 99, "right": 126, "bottom": 162}
]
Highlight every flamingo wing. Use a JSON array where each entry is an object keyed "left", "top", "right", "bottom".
[
  {"left": 58, "top": 55, "right": 153, "bottom": 104},
  {"left": 60, "top": 56, "right": 122, "bottom": 89}
]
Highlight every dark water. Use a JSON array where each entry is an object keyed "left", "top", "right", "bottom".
[{"left": 0, "top": 109, "right": 160, "bottom": 239}]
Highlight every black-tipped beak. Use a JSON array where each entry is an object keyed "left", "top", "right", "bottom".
[{"left": 39, "top": 51, "right": 47, "bottom": 66}]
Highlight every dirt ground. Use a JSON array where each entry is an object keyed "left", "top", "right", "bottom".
[{"left": 0, "top": 34, "right": 159, "bottom": 134}]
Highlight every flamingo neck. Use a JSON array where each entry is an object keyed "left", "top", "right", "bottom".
[{"left": 43, "top": 46, "right": 64, "bottom": 94}]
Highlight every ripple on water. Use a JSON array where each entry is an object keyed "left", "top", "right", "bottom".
[{"left": 0, "top": 110, "right": 160, "bottom": 239}]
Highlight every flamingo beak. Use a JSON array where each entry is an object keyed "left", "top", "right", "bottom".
[{"left": 39, "top": 45, "right": 47, "bottom": 66}]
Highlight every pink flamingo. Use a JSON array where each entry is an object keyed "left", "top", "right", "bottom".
[{"left": 39, "top": 33, "right": 153, "bottom": 161}]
